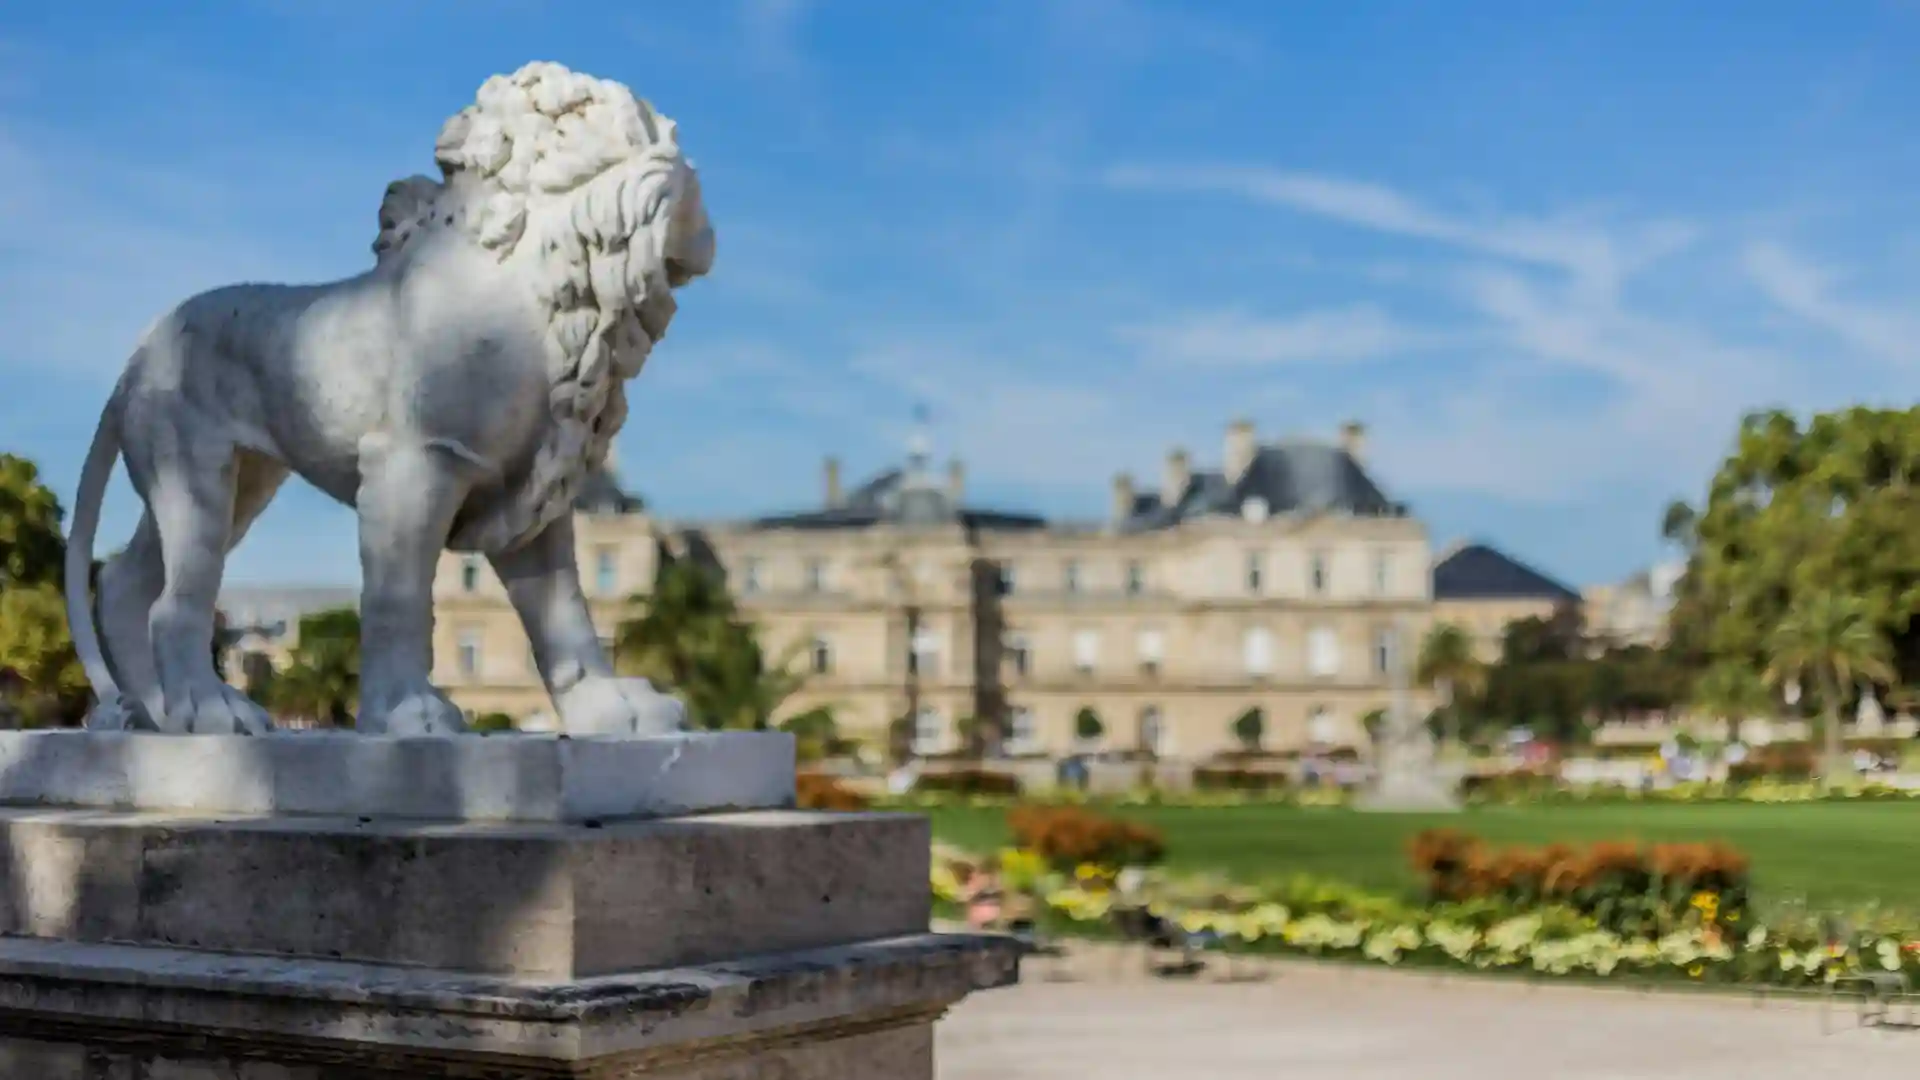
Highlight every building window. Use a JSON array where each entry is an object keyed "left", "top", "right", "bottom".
[
  {"left": 1246, "top": 552, "right": 1263, "bottom": 594},
  {"left": 1308, "top": 626, "right": 1340, "bottom": 678},
  {"left": 1138, "top": 706, "right": 1166, "bottom": 758},
  {"left": 998, "top": 563, "right": 1017, "bottom": 595},
  {"left": 1007, "top": 706, "right": 1037, "bottom": 755},
  {"left": 1308, "top": 705, "right": 1338, "bottom": 745},
  {"left": 1072, "top": 629, "right": 1100, "bottom": 675},
  {"left": 456, "top": 626, "right": 483, "bottom": 678},
  {"left": 1243, "top": 496, "right": 1269, "bottom": 523},
  {"left": 810, "top": 636, "right": 833, "bottom": 675},
  {"left": 909, "top": 626, "right": 941, "bottom": 677},
  {"left": 1137, "top": 627, "right": 1165, "bottom": 673},
  {"left": 594, "top": 547, "right": 618, "bottom": 597},
  {"left": 460, "top": 555, "right": 481, "bottom": 594},
  {"left": 740, "top": 557, "right": 761, "bottom": 593},
  {"left": 1004, "top": 634, "right": 1031, "bottom": 678},
  {"left": 1309, "top": 551, "right": 1329, "bottom": 595},
  {"left": 1063, "top": 559, "right": 1082, "bottom": 594},
  {"left": 911, "top": 707, "right": 944, "bottom": 756},
  {"left": 1243, "top": 626, "right": 1273, "bottom": 678},
  {"left": 1125, "top": 560, "right": 1145, "bottom": 596},
  {"left": 1373, "top": 628, "right": 1394, "bottom": 676},
  {"left": 805, "top": 558, "right": 826, "bottom": 593},
  {"left": 1372, "top": 551, "right": 1391, "bottom": 595}
]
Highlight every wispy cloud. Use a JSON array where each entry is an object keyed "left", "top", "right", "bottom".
[
  {"left": 1742, "top": 241, "right": 1920, "bottom": 369},
  {"left": 1120, "top": 305, "right": 1443, "bottom": 367},
  {"left": 1104, "top": 164, "right": 1700, "bottom": 294}
]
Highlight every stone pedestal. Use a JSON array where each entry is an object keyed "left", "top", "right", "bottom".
[{"left": 0, "top": 731, "right": 1016, "bottom": 1077}]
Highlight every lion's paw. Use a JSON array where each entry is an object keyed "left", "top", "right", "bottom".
[
  {"left": 365, "top": 686, "right": 469, "bottom": 738},
  {"left": 163, "top": 682, "right": 275, "bottom": 736},
  {"left": 556, "top": 676, "right": 688, "bottom": 737}
]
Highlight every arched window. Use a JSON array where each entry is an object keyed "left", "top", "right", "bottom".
[{"left": 1243, "top": 626, "right": 1274, "bottom": 677}]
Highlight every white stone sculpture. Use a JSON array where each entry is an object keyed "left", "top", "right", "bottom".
[{"left": 62, "top": 62, "right": 715, "bottom": 737}]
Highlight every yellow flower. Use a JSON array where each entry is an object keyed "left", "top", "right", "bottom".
[{"left": 1687, "top": 963, "right": 1704, "bottom": 978}]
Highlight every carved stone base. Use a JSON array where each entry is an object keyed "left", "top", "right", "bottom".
[
  {"left": 0, "top": 804, "right": 1017, "bottom": 1076},
  {"left": 0, "top": 933, "right": 1014, "bottom": 1078},
  {"left": 1355, "top": 769, "right": 1463, "bottom": 813}
]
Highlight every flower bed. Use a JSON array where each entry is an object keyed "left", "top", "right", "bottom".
[{"left": 931, "top": 835, "right": 1920, "bottom": 990}]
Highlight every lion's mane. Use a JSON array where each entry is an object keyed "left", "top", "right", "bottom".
[{"left": 373, "top": 62, "right": 694, "bottom": 554}]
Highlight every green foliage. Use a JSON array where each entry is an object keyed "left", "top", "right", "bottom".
[
  {"left": 1073, "top": 706, "right": 1103, "bottom": 742},
  {"left": 0, "top": 453, "right": 66, "bottom": 590},
  {"left": 0, "top": 583, "right": 88, "bottom": 725},
  {"left": 1673, "top": 406, "right": 1920, "bottom": 689},
  {"left": 261, "top": 607, "right": 360, "bottom": 727},
  {"left": 1231, "top": 707, "right": 1265, "bottom": 751},
  {"left": 779, "top": 705, "right": 842, "bottom": 762},
  {"left": 613, "top": 558, "right": 805, "bottom": 731},
  {"left": 1691, "top": 662, "right": 1770, "bottom": 721},
  {"left": 470, "top": 711, "right": 517, "bottom": 733}
]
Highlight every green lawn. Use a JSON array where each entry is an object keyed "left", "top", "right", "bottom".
[{"left": 924, "top": 801, "right": 1920, "bottom": 911}]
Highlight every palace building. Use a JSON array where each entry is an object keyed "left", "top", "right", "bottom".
[{"left": 426, "top": 417, "right": 1444, "bottom": 760}]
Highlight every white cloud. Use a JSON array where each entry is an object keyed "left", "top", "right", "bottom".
[
  {"left": 1742, "top": 241, "right": 1920, "bottom": 368},
  {"left": 1103, "top": 164, "right": 1699, "bottom": 294},
  {"left": 1120, "top": 305, "right": 1440, "bottom": 367}
]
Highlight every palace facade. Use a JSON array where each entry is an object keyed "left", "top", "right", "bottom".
[{"left": 427, "top": 419, "right": 1443, "bottom": 760}]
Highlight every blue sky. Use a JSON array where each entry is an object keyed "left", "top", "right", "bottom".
[{"left": 3, "top": 1, "right": 1918, "bottom": 588}]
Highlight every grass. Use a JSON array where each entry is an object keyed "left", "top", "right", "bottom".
[{"left": 923, "top": 800, "right": 1920, "bottom": 911}]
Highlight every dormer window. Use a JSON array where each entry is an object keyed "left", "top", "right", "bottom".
[{"left": 1242, "top": 496, "right": 1270, "bottom": 523}]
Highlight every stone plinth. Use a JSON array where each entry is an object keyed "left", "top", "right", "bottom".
[
  {"left": 0, "top": 729, "right": 795, "bottom": 823},
  {"left": 0, "top": 734, "right": 1015, "bottom": 1076}
]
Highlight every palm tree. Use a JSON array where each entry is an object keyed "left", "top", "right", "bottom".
[
  {"left": 1764, "top": 589, "right": 1896, "bottom": 787},
  {"left": 613, "top": 558, "right": 806, "bottom": 731},
  {"left": 1415, "top": 623, "right": 1485, "bottom": 748}
]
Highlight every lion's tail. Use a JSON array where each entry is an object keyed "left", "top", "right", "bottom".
[{"left": 64, "top": 384, "right": 127, "bottom": 719}]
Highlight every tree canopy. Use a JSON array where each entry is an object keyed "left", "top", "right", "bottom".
[
  {"left": 0, "top": 454, "right": 66, "bottom": 590},
  {"left": 259, "top": 607, "right": 361, "bottom": 727},
  {"left": 1669, "top": 406, "right": 1920, "bottom": 693}
]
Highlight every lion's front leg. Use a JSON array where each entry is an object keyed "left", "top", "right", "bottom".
[
  {"left": 355, "top": 440, "right": 475, "bottom": 737},
  {"left": 490, "top": 516, "right": 686, "bottom": 737}
]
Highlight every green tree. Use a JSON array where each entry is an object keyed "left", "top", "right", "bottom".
[
  {"left": 1073, "top": 706, "right": 1103, "bottom": 743},
  {"left": 1231, "top": 707, "right": 1265, "bottom": 752},
  {"left": 1765, "top": 589, "right": 1896, "bottom": 786},
  {"left": 262, "top": 607, "right": 361, "bottom": 728},
  {"left": 1416, "top": 622, "right": 1487, "bottom": 743},
  {"left": 0, "top": 454, "right": 66, "bottom": 589},
  {"left": 1673, "top": 407, "right": 1920, "bottom": 690},
  {"left": 613, "top": 558, "right": 804, "bottom": 731},
  {"left": 0, "top": 583, "right": 88, "bottom": 726},
  {"left": 1690, "top": 662, "right": 1770, "bottom": 726}
]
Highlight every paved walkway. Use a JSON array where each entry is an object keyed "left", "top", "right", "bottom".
[{"left": 939, "top": 954, "right": 1920, "bottom": 1078}]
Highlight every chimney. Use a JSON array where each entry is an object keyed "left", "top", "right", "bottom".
[
  {"left": 1340, "top": 420, "right": 1367, "bottom": 463},
  {"left": 1111, "top": 472, "right": 1136, "bottom": 523},
  {"left": 1162, "top": 448, "right": 1191, "bottom": 506},
  {"left": 823, "top": 457, "right": 842, "bottom": 508},
  {"left": 947, "top": 459, "right": 965, "bottom": 504},
  {"left": 1225, "top": 419, "right": 1257, "bottom": 482}
]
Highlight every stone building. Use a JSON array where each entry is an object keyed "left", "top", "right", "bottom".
[
  {"left": 1430, "top": 542, "right": 1583, "bottom": 661},
  {"left": 1582, "top": 561, "right": 1684, "bottom": 651},
  {"left": 430, "top": 419, "right": 1439, "bottom": 761}
]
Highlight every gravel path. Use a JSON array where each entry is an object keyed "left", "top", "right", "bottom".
[{"left": 938, "top": 953, "right": 1920, "bottom": 1078}]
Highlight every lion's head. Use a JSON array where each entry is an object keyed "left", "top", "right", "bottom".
[{"left": 374, "top": 62, "right": 715, "bottom": 553}]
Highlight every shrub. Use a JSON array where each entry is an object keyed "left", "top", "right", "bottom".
[
  {"left": 1192, "top": 765, "right": 1291, "bottom": 793},
  {"left": 469, "top": 712, "right": 517, "bottom": 733},
  {"left": 1074, "top": 707, "right": 1104, "bottom": 742},
  {"left": 1232, "top": 707, "right": 1265, "bottom": 751},
  {"left": 1409, "top": 827, "right": 1752, "bottom": 934},
  {"left": 1008, "top": 805, "right": 1166, "bottom": 870},
  {"left": 795, "top": 772, "right": 870, "bottom": 811},
  {"left": 914, "top": 768, "right": 1022, "bottom": 796}
]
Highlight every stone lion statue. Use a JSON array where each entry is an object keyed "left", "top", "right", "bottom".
[{"left": 62, "top": 62, "right": 715, "bottom": 737}]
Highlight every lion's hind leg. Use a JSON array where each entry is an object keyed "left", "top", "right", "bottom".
[
  {"left": 94, "top": 514, "right": 166, "bottom": 729},
  {"left": 122, "top": 423, "right": 277, "bottom": 736}
]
